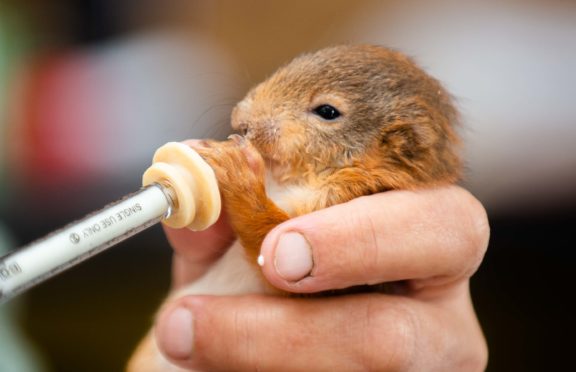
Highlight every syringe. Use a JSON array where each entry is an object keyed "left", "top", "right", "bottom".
[{"left": 0, "top": 142, "right": 221, "bottom": 304}]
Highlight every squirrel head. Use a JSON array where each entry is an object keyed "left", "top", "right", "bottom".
[{"left": 232, "top": 44, "right": 462, "bottom": 188}]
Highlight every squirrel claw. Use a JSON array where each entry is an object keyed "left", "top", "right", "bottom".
[{"left": 227, "top": 133, "right": 247, "bottom": 147}]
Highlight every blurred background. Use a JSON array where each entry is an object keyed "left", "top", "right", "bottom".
[{"left": 0, "top": 0, "right": 574, "bottom": 370}]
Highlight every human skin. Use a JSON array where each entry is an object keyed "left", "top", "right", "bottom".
[{"left": 153, "top": 186, "right": 489, "bottom": 371}]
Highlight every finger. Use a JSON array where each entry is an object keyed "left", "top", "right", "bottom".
[
  {"left": 154, "top": 287, "right": 487, "bottom": 371},
  {"left": 259, "top": 186, "right": 489, "bottom": 293},
  {"left": 164, "top": 138, "right": 236, "bottom": 287},
  {"left": 165, "top": 209, "right": 235, "bottom": 288}
]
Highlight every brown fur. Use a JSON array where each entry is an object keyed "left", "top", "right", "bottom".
[{"left": 196, "top": 44, "right": 461, "bottom": 268}]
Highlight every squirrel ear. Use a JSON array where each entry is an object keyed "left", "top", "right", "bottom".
[{"left": 380, "top": 122, "right": 436, "bottom": 161}]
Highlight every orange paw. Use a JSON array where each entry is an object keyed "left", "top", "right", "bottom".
[{"left": 193, "top": 137, "right": 266, "bottom": 202}]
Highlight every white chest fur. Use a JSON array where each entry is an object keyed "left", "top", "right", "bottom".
[
  {"left": 265, "top": 174, "right": 318, "bottom": 217},
  {"left": 174, "top": 173, "right": 318, "bottom": 298},
  {"left": 173, "top": 241, "right": 269, "bottom": 298}
]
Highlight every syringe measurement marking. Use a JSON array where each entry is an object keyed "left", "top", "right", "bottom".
[
  {"left": 76, "top": 202, "right": 144, "bottom": 240},
  {"left": 0, "top": 262, "right": 22, "bottom": 281},
  {"left": 2, "top": 203, "right": 145, "bottom": 283}
]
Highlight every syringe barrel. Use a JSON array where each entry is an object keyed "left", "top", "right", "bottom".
[
  {"left": 0, "top": 142, "right": 221, "bottom": 303},
  {"left": 0, "top": 184, "right": 171, "bottom": 303}
]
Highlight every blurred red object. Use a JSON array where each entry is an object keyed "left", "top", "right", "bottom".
[{"left": 10, "top": 52, "right": 111, "bottom": 186}]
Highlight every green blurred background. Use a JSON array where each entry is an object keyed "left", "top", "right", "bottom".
[{"left": 1, "top": 1, "right": 575, "bottom": 371}]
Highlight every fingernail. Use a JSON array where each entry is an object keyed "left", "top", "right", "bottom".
[
  {"left": 157, "top": 306, "right": 194, "bottom": 360},
  {"left": 274, "top": 232, "right": 313, "bottom": 281}
]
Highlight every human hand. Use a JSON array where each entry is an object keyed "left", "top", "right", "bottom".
[{"left": 154, "top": 186, "right": 489, "bottom": 371}]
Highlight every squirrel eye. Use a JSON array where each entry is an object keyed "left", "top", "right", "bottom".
[{"left": 313, "top": 104, "right": 341, "bottom": 120}]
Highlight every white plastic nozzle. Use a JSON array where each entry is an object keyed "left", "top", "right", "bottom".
[{"left": 142, "top": 142, "right": 221, "bottom": 230}]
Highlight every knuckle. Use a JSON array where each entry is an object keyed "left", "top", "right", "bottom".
[
  {"left": 358, "top": 214, "right": 383, "bottom": 283},
  {"left": 453, "top": 188, "right": 490, "bottom": 276},
  {"left": 464, "top": 343, "right": 489, "bottom": 372},
  {"left": 430, "top": 187, "right": 490, "bottom": 279},
  {"left": 356, "top": 299, "right": 417, "bottom": 371},
  {"left": 231, "top": 306, "right": 258, "bottom": 368},
  {"left": 191, "top": 297, "right": 261, "bottom": 370},
  {"left": 450, "top": 325, "right": 489, "bottom": 372}
]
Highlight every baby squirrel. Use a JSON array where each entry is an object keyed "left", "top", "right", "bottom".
[
  {"left": 128, "top": 44, "right": 461, "bottom": 371},
  {"left": 197, "top": 43, "right": 461, "bottom": 267}
]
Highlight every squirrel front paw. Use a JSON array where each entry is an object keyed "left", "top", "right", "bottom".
[{"left": 193, "top": 136, "right": 267, "bottom": 204}]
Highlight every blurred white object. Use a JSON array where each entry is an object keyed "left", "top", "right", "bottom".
[
  {"left": 91, "top": 32, "right": 240, "bottom": 174},
  {"left": 344, "top": 0, "right": 576, "bottom": 212}
]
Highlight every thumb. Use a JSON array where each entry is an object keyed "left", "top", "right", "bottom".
[{"left": 258, "top": 186, "right": 489, "bottom": 293}]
